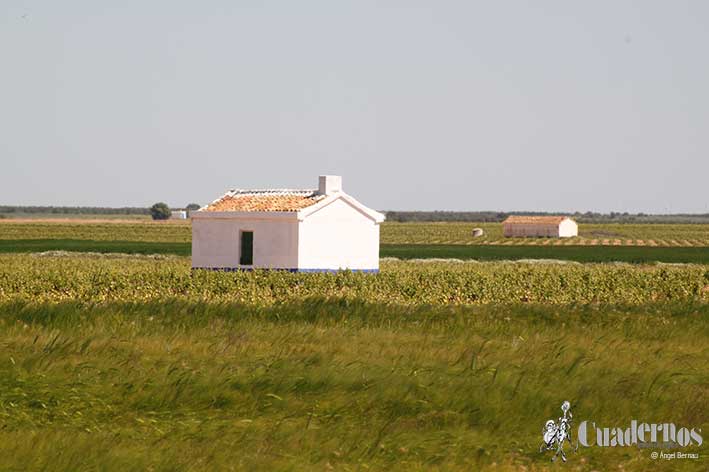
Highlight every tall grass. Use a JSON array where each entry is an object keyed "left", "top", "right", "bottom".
[{"left": 0, "top": 300, "right": 706, "bottom": 470}]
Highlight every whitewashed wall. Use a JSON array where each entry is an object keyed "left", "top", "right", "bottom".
[
  {"left": 191, "top": 216, "right": 299, "bottom": 269},
  {"left": 558, "top": 219, "right": 578, "bottom": 237},
  {"left": 298, "top": 198, "right": 380, "bottom": 271}
]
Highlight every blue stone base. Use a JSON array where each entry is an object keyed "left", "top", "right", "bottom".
[{"left": 192, "top": 267, "right": 379, "bottom": 274}]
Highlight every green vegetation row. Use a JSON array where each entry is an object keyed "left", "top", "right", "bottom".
[
  {"left": 0, "top": 239, "right": 190, "bottom": 255},
  {"left": 1, "top": 239, "right": 709, "bottom": 264},
  {"left": 1, "top": 255, "right": 707, "bottom": 305},
  {"left": 383, "top": 244, "right": 709, "bottom": 264},
  {"left": 0, "top": 299, "right": 706, "bottom": 470}
]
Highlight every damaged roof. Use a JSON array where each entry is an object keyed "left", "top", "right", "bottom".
[{"left": 203, "top": 189, "right": 328, "bottom": 212}]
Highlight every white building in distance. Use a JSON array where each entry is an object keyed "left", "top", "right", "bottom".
[
  {"left": 502, "top": 216, "right": 578, "bottom": 238},
  {"left": 191, "top": 175, "right": 385, "bottom": 272}
]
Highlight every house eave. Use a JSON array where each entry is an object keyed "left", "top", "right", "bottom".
[
  {"left": 191, "top": 211, "right": 300, "bottom": 221},
  {"left": 296, "top": 192, "right": 386, "bottom": 223}
]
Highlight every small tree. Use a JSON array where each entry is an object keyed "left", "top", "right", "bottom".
[
  {"left": 186, "top": 203, "right": 201, "bottom": 211},
  {"left": 149, "top": 202, "right": 171, "bottom": 220}
]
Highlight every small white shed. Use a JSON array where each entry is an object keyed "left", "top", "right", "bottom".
[
  {"left": 191, "top": 175, "right": 385, "bottom": 272},
  {"left": 171, "top": 210, "right": 187, "bottom": 220},
  {"left": 502, "top": 216, "right": 578, "bottom": 238}
]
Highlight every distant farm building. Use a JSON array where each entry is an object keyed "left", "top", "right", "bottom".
[
  {"left": 171, "top": 210, "right": 187, "bottom": 220},
  {"left": 502, "top": 216, "right": 578, "bottom": 238},
  {"left": 191, "top": 175, "right": 385, "bottom": 272}
]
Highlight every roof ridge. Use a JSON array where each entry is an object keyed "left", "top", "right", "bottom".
[
  {"left": 228, "top": 188, "right": 318, "bottom": 195},
  {"left": 503, "top": 215, "right": 571, "bottom": 223}
]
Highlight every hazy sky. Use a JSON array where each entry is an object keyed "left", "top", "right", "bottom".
[{"left": 2, "top": 1, "right": 708, "bottom": 212}]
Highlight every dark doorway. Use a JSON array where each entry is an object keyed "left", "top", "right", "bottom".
[{"left": 240, "top": 231, "right": 253, "bottom": 265}]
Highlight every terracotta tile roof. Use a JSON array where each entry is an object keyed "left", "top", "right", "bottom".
[
  {"left": 502, "top": 216, "right": 571, "bottom": 225},
  {"left": 203, "top": 189, "right": 327, "bottom": 212}
]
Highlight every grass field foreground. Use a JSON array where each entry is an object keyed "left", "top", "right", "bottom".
[
  {"left": 0, "top": 300, "right": 706, "bottom": 471},
  {"left": 0, "top": 222, "right": 707, "bottom": 470}
]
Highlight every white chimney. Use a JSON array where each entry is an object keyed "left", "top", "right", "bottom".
[{"left": 318, "top": 175, "right": 342, "bottom": 195}]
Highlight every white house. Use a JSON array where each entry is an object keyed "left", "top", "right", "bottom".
[
  {"left": 191, "top": 175, "right": 385, "bottom": 272},
  {"left": 502, "top": 216, "right": 578, "bottom": 238},
  {"left": 171, "top": 210, "right": 187, "bottom": 220}
]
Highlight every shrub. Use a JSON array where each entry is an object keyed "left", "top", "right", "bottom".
[{"left": 149, "top": 203, "right": 171, "bottom": 220}]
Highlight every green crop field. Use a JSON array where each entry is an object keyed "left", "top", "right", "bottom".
[
  {"left": 1, "top": 220, "right": 708, "bottom": 264},
  {"left": 0, "top": 220, "right": 191, "bottom": 243},
  {"left": 381, "top": 222, "right": 709, "bottom": 246},
  {"left": 2, "top": 220, "right": 709, "bottom": 246},
  {"left": 1, "top": 255, "right": 707, "bottom": 305},
  {"left": 0, "top": 221, "right": 707, "bottom": 470}
]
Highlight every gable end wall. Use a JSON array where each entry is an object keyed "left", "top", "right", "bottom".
[{"left": 297, "top": 198, "right": 380, "bottom": 270}]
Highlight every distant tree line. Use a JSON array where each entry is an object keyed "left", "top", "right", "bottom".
[
  {"left": 383, "top": 211, "right": 709, "bottom": 224},
  {"left": 2, "top": 206, "right": 707, "bottom": 224},
  {"left": 0, "top": 206, "right": 151, "bottom": 215},
  {"left": 384, "top": 211, "right": 506, "bottom": 222},
  {"left": 0, "top": 204, "right": 203, "bottom": 217}
]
